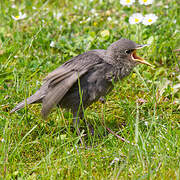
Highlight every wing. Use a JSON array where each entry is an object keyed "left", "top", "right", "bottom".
[{"left": 41, "top": 52, "right": 105, "bottom": 118}]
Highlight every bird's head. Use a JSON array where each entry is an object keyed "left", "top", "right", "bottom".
[{"left": 106, "top": 38, "right": 152, "bottom": 67}]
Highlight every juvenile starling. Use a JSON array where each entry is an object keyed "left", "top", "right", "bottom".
[{"left": 11, "top": 38, "right": 152, "bottom": 131}]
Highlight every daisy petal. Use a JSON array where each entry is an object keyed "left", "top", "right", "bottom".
[
  {"left": 120, "top": 0, "right": 135, "bottom": 6},
  {"left": 139, "top": 0, "right": 154, "bottom": 5},
  {"left": 142, "top": 14, "right": 158, "bottom": 25},
  {"left": 11, "top": 12, "right": 27, "bottom": 21},
  {"left": 129, "top": 13, "right": 143, "bottom": 24}
]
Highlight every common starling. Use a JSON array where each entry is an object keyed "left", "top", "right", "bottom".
[{"left": 11, "top": 38, "right": 152, "bottom": 134}]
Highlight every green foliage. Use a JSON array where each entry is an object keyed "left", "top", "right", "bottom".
[{"left": 0, "top": 0, "right": 179, "bottom": 179}]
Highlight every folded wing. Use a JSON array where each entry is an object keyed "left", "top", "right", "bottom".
[{"left": 11, "top": 52, "right": 105, "bottom": 118}]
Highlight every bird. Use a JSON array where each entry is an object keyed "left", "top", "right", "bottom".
[{"left": 11, "top": 38, "right": 152, "bottom": 136}]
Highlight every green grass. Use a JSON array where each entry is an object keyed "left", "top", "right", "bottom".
[{"left": 0, "top": 0, "right": 180, "bottom": 179}]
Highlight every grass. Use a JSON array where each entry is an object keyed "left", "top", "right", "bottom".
[{"left": 0, "top": 0, "right": 180, "bottom": 179}]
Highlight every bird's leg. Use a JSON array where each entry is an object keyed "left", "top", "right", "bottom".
[
  {"left": 80, "top": 111, "right": 94, "bottom": 136},
  {"left": 73, "top": 110, "right": 94, "bottom": 139},
  {"left": 87, "top": 122, "right": 94, "bottom": 136},
  {"left": 73, "top": 111, "right": 85, "bottom": 146}
]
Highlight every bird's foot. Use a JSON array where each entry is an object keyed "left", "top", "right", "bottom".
[
  {"left": 103, "top": 125, "right": 134, "bottom": 145},
  {"left": 87, "top": 123, "right": 94, "bottom": 136},
  {"left": 76, "top": 127, "right": 85, "bottom": 146}
]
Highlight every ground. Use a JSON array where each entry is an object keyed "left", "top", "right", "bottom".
[{"left": 0, "top": 0, "right": 180, "bottom": 179}]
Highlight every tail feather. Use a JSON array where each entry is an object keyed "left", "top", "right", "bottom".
[{"left": 10, "top": 89, "right": 44, "bottom": 113}]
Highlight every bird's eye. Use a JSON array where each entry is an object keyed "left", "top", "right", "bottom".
[{"left": 125, "top": 49, "right": 133, "bottom": 54}]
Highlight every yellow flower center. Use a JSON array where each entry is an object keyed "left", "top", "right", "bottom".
[
  {"left": 148, "top": 19, "right": 152, "bottom": 22},
  {"left": 93, "top": 22, "right": 97, "bottom": 26},
  {"left": 15, "top": 15, "right": 19, "bottom": 18},
  {"left": 132, "top": 73, "right": 136, "bottom": 78},
  {"left": 143, "top": 0, "right": 148, "bottom": 2},
  {"left": 126, "top": 0, "right": 131, "bottom": 3},
  {"left": 135, "top": 18, "right": 139, "bottom": 22}
]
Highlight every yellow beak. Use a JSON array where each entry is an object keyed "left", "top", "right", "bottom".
[{"left": 131, "top": 50, "right": 153, "bottom": 67}]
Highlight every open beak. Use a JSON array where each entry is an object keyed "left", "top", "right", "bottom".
[{"left": 131, "top": 44, "right": 153, "bottom": 67}]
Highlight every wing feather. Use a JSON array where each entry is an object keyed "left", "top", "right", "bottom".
[
  {"left": 41, "top": 70, "right": 87, "bottom": 118},
  {"left": 41, "top": 52, "right": 105, "bottom": 118},
  {"left": 11, "top": 51, "right": 106, "bottom": 117}
]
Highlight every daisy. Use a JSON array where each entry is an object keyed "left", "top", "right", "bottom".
[
  {"left": 94, "top": 13, "right": 98, "bottom": 17},
  {"left": 86, "top": 17, "right": 91, "bottom": 21},
  {"left": 53, "top": 12, "right": 62, "bottom": 19},
  {"left": 11, "top": 4, "right": 16, "bottom": 8},
  {"left": 144, "top": 121, "right": 148, "bottom": 126},
  {"left": 139, "top": 0, "right": 154, "bottom": 5},
  {"left": 11, "top": 12, "right": 27, "bottom": 21},
  {"left": 120, "top": 0, "right": 135, "bottom": 6},
  {"left": 142, "top": 14, "right": 158, "bottom": 25},
  {"left": 91, "top": 9, "right": 96, "bottom": 14},
  {"left": 107, "top": 17, "right": 112, "bottom": 21},
  {"left": 50, "top": 41, "right": 55, "bottom": 47},
  {"left": 110, "top": 158, "right": 120, "bottom": 166},
  {"left": 59, "top": 25, "right": 63, "bottom": 30},
  {"left": 129, "top": 13, "right": 143, "bottom": 24},
  {"left": 101, "top": 30, "right": 110, "bottom": 37}
]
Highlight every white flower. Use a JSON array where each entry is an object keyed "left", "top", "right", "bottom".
[
  {"left": 94, "top": 13, "right": 99, "bottom": 17},
  {"left": 110, "top": 157, "right": 120, "bottom": 165},
  {"left": 120, "top": 0, "right": 135, "bottom": 6},
  {"left": 11, "top": 12, "right": 27, "bottom": 21},
  {"left": 100, "top": 30, "right": 110, "bottom": 37},
  {"left": 107, "top": 17, "right": 112, "bottom": 21},
  {"left": 53, "top": 12, "right": 62, "bottom": 19},
  {"left": 11, "top": 4, "right": 16, "bottom": 8},
  {"left": 50, "top": 41, "right": 55, "bottom": 47},
  {"left": 139, "top": 0, "right": 154, "bottom": 5},
  {"left": 91, "top": 9, "right": 96, "bottom": 14},
  {"left": 142, "top": 14, "right": 158, "bottom": 25},
  {"left": 1, "top": 138, "right": 5, "bottom": 142},
  {"left": 144, "top": 121, "right": 148, "bottom": 126},
  {"left": 129, "top": 13, "right": 143, "bottom": 24},
  {"left": 86, "top": 17, "right": 91, "bottom": 21}
]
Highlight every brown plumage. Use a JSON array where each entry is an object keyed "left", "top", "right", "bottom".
[{"left": 11, "top": 38, "right": 152, "bottom": 129}]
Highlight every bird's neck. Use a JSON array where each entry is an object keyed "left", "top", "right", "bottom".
[
  {"left": 105, "top": 53, "right": 135, "bottom": 80},
  {"left": 115, "top": 62, "right": 134, "bottom": 80}
]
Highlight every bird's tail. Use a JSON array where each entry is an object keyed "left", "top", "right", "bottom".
[{"left": 10, "top": 89, "right": 44, "bottom": 113}]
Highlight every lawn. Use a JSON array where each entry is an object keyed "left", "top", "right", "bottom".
[{"left": 0, "top": 0, "right": 180, "bottom": 179}]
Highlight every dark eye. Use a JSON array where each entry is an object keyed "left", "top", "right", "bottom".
[{"left": 125, "top": 49, "right": 133, "bottom": 54}]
